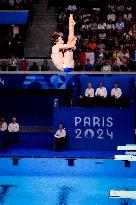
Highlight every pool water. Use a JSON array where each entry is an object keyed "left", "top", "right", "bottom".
[{"left": 0, "top": 158, "right": 136, "bottom": 205}]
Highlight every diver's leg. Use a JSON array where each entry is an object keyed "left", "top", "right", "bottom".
[{"left": 68, "top": 14, "right": 75, "bottom": 44}]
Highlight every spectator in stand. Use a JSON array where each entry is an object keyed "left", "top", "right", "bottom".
[
  {"left": 107, "top": 10, "right": 116, "bottom": 22},
  {"left": 86, "top": 49, "right": 95, "bottom": 67},
  {"left": 123, "top": 47, "right": 130, "bottom": 59},
  {"left": 0, "top": 0, "right": 31, "bottom": 9},
  {"left": 89, "top": 19, "right": 98, "bottom": 32},
  {"left": 79, "top": 49, "right": 86, "bottom": 68},
  {"left": 15, "top": 35, "right": 24, "bottom": 58},
  {"left": 67, "top": 2, "right": 77, "bottom": 12},
  {"left": 8, "top": 117, "right": 19, "bottom": 144},
  {"left": 85, "top": 83, "right": 94, "bottom": 98},
  {"left": 116, "top": 1, "right": 125, "bottom": 12},
  {"left": 123, "top": 10, "right": 133, "bottom": 22},
  {"left": 118, "top": 48, "right": 130, "bottom": 71},
  {"left": 99, "top": 49, "right": 105, "bottom": 60},
  {"left": 97, "top": 40, "right": 106, "bottom": 50},
  {"left": 106, "top": 20, "right": 115, "bottom": 30},
  {"left": 127, "top": 56, "right": 136, "bottom": 71},
  {"left": 132, "top": 31, "right": 136, "bottom": 41},
  {"left": 40, "top": 59, "right": 49, "bottom": 71},
  {"left": 8, "top": 55, "right": 18, "bottom": 71},
  {"left": 20, "top": 58, "right": 28, "bottom": 71},
  {"left": 115, "top": 18, "right": 125, "bottom": 31},
  {"left": 113, "top": 47, "right": 125, "bottom": 70},
  {"left": 0, "top": 62, "right": 7, "bottom": 71},
  {"left": 16, "top": 0, "right": 23, "bottom": 8},
  {"left": 132, "top": 23, "right": 136, "bottom": 33},
  {"left": 107, "top": 30, "right": 114, "bottom": 48},
  {"left": 88, "top": 39, "right": 97, "bottom": 50},
  {"left": 95, "top": 82, "right": 107, "bottom": 98},
  {"left": 54, "top": 0, "right": 136, "bottom": 72},
  {"left": 123, "top": 29, "right": 133, "bottom": 47},
  {"left": 108, "top": 1, "right": 116, "bottom": 13},
  {"left": 89, "top": 30, "right": 98, "bottom": 41},
  {"left": 98, "top": 21, "right": 107, "bottom": 30},
  {"left": 126, "top": 1, "right": 132, "bottom": 12},
  {"left": 113, "top": 47, "right": 123, "bottom": 62},
  {"left": 9, "top": 0, "right": 15, "bottom": 7},
  {"left": 84, "top": 58, "right": 94, "bottom": 71},
  {"left": 102, "top": 60, "right": 112, "bottom": 72},
  {"left": 74, "top": 57, "right": 80, "bottom": 71},
  {"left": 29, "top": 62, "right": 39, "bottom": 71},
  {"left": 98, "top": 30, "right": 107, "bottom": 43}
]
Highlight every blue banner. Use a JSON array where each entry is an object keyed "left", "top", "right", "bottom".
[
  {"left": 54, "top": 107, "right": 135, "bottom": 150},
  {"left": 0, "top": 11, "right": 29, "bottom": 24},
  {"left": 0, "top": 74, "right": 135, "bottom": 96}
]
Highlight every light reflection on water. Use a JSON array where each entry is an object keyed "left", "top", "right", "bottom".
[{"left": 0, "top": 158, "right": 135, "bottom": 205}]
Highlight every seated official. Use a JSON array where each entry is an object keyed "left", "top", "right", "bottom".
[
  {"left": 111, "top": 82, "right": 122, "bottom": 107},
  {"left": 85, "top": 83, "right": 95, "bottom": 98},
  {"left": 95, "top": 82, "right": 107, "bottom": 98},
  {"left": 8, "top": 117, "right": 19, "bottom": 144},
  {"left": 95, "top": 82, "right": 107, "bottom": 106},
  {"left": 0, "top": 117, "right": 7, "bottom": 151},
  {"left": 54, "top": 124, "right": 66, "bottom": 151},
  {"left": 111, "top": 82, "right": 122, "bottom": 99}
]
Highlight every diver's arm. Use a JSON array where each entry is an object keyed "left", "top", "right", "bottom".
[{"left": 57, "top": 37, "right": 77, "bottom": 50}]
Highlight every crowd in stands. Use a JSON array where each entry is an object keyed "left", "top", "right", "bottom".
[
  {"left": 0, "top": 0, "right": 34, "bottom": 59},
  {"left": 54, "top": 0, "right": 136, "bottom": 71},
  {"left": 0, "top": 0, "right": 35, "bottom": 9},
  {"left": 0, "top": 25, "right": 25, "bottom": 59},
  {"left": 0, "top": 57, "right": 49, "bottom": 71},
  {"left": 0, "top": 116, "right": 19, "bottom": 152},
  {"left": 0, "top": 0, "right": 136, "bottom": 71}
]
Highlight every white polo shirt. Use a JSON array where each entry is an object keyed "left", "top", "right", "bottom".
[
  {"left": 8, "top": 122, "right": 19, "bottom": 133},
  {"left": 111, "top": 88, "right": 122, "bottom": 99},
  {"left": 54, "top": 129, "right": 66, "bottom": 139},
  {"left": 106, "top": 23, "right": 115, "bottom": 30},
  {"left": 98, "top": 23, "right": 107, "bottom": 30},
  {"left": 95, "top": 87, "right": 107, "bottom": 98},
  {"left": 86, "top": 52, "right": 95, "bottom": 66},
  {"left": 0, "top": 122, "right": 7, "bottom": 131},
  {"left": 124, "top": 13, "right": 132, "bottom": 21},
  {"left": 85, "top": 88, "right": 95, "bottom": 98},
  {"left": 68, "top": 5, "right": 77, "bottom": 11},
  {"left": 107, "top": 14, "right": 116, "bottom": 22}
]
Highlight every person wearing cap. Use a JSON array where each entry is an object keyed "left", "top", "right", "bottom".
[
  {"left": 8, "top": 117, "right": 19, "bottom": 144},
  {"left": 54, "top": 124, "right": 66, "bottom": 151}
]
